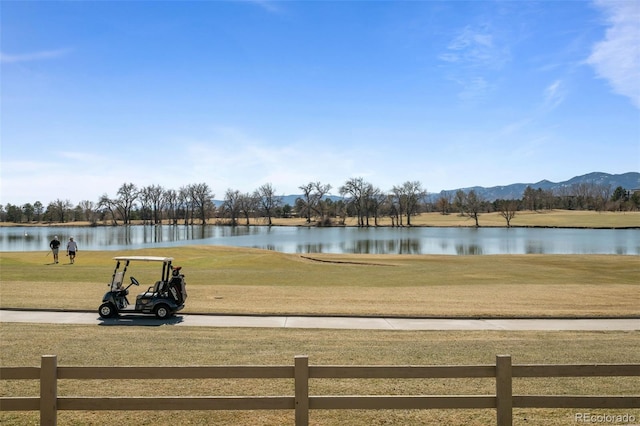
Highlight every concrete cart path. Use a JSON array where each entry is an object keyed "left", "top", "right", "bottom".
[{"left": 1, "top": 310, "right": 639, "bottom": 330}]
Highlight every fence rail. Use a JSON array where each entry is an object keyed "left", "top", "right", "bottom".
[{"left": 1, "top": 355, "right": 638, "bottom": 426}]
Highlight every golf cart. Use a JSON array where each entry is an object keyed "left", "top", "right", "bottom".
[{"left": 98, "top": 256, "right": 187, "bottom": 319}]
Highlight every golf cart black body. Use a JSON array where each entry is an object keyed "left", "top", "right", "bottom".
[{"left": 98, "top": 256, "right": 187, "bottom": 319}]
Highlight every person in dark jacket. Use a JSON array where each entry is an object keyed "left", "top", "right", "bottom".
[{"left": 49, "top": 236, "right": 61, "bottom": 264}]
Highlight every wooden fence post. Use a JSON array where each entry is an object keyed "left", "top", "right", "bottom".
[
  {"left": 294, "top": 355, "right": 309, "bottom": 426},
  {"left": 496, "top": 355, "right": 513, "bottom": 426},
  {"left": 40, "top": 355, "right": 57, "bottom": 426}
]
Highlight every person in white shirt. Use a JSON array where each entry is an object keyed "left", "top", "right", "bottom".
[{"left": 66, "top": 237, "right": 78, "bottom": 264}]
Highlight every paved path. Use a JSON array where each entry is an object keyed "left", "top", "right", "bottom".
[{"left": 1, "top": 309, "right": 638, "bottom": 331}]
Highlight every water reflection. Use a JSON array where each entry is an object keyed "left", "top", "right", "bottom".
[
  {"left": 455, "top": 244, "right": 484, "bottom": 255},
  {"left": 296, "top": 244, "right": 327, "bottom": 254},
  {"left": 0, "top": 225, "right": 638, "bottom": 255},
  {"left": 525, "top": 241, "right": 545, "bottom": 254}
]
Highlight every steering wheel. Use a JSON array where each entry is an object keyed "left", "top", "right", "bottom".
[{"left": 130, "top": 276, "right": 140, "bottom": 286}]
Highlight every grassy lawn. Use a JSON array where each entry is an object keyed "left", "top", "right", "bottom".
[
  {"left": 1, "top": 246, "right": 638, "bottom": 317},
  {"left": 326, "top": 210, "right": 640, "bottom": 228},
  {"left": 1, "top": 233, "right": 638, "bottom": 424},
  {"left": 1, "top": 324, "right": 639, "bottom": 425},
  {"left": 5, "top": 209, "right": 640, "bottom": 228}
]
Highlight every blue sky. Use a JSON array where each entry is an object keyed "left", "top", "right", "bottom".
[{"left": 2, "top": 0, "right": 639, "bottom": 206}]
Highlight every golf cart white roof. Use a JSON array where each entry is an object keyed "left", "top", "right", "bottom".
[{"left": 113, "top": 256, "right": 174, "bottom": 262}]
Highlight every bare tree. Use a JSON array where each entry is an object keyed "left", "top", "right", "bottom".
[
  {"left": 392, "top": 181, "right": 426, "bottom": 226},
  {"left": 406, "top": 181, "right": 426, "bottom": 226},
  {"left": 367, "top": 186, "right": 386, "bottom": 226},
  {"left": 179, "top": 186, "right": 192, "bottom": 225},
  {"left": 498, "top": 200, "right": 518, "bottom": 227},
  {"left": 297, "top": 183, "right": 315, "bottom": 224},
  {"left": 142, "top": 184, "right": 165, "bottom": 224},
  {"left": 78, "top": 200, "right": 98, "bottom": 225},
  {"left": 383, "top": 193, "right": 400, "bottom": 226},
  {"left": 594, "top": 184, "right": 612, "bottom": 212},
  {"left": 116, "top": 183, "right": 139, "bottom": 225},
  {"left": 340, "top": 177, "right": 373, "bottom": 227},
  {"left": 465, "top": 190, "right": 483, "bottom": 227},
  {"left": 333, "top": 198, "right": 348, "bottom": 225},
  {"left": 138, "top": 187, "right": 153, "bottom": 224},
  {"left": 297, "top": 181, "right": 333, "bottom": 224},
  {"left": 164, "top": 189, "right": 179, "bottom": 225},
  {"left": 238, "top": 192, "right": 258, "bottom": 225},
  {"left": 436, "top": 191, "right": 452, "bottom": 215},
  {"left": 98, "top": 194, "right": 119, "bottom": 225},
  {"left": 454, "top": 190, "right": 466, "bottom": 216},
  {"left": 222, "top": 189, "right": 242, "bottom": 226},
  {"left": 255, "top": 183, "right": 281, "bottom": 226},
  {"left": 47, "top": 199, "right": 73, "bottom": 223},
  {"left": 390, "top": 185, "right": 405, "bottom": 226},
  {"left": 189, "top": 182, "right": 215, "bottom": 225}
]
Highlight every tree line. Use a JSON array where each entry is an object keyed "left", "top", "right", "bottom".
[{"left": 2, "top": 179, "right": 638, "bottom": 227}]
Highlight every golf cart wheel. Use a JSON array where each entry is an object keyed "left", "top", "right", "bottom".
[
  {"left": 154, "top": 304, "right": 171, "bottom": 319},
  {"left": 99, "top": 303, "right": 116, "bottom": 318}
]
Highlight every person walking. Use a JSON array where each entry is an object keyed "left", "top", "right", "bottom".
[
  {"left": 66, "top": 237, "right": 78, "bottom": 264},
  {"left": 49, "top": 236, "right": 61, "bottom": 264}
]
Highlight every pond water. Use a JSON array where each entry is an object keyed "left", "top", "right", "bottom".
[{"left": 1, "top": 225, "right": 638, "bottom": 255}]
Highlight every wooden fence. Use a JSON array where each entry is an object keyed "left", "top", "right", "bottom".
[{"left": 1, "top": 355, "right": 638, "bottom": 426}]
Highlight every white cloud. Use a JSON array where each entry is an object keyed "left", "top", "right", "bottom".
[
  {"left": 543, "top": 79, "right": 566, "bottom": 110},
  {"left": 59, "top": 151, "right": 106, "bottom": 163},
  {"left": 176, "top": 127, "right": 360, "bottom": 196},
  {"left": 0, "top": 48, "right": 71, "bottom": 63},
  {"left": 0, "top": 159, "right": 105, "bottom": 205},
  {"left": 457, "top": 76, "right": 492, "bottom": 102},
  {"left": 498, "top": 118, "right": 534, "bottom": 136},
  {"left": 244, "top": 0, "right": 284, "bottom": 14},
  {"left": 439, "top": 24, "right": 509, "bottom": 104},
  {"left": 440, "top": 25, "right": 508, "bottom": 70},
  {"left": 2, "top": 126, "right": 363, "bottom": 206},
  {"left": 587, "top": 0, "right": 640, "bottom": 108}
]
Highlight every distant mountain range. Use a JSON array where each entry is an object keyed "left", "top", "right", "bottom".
[
  {"left": 432, "top": 172, "right": 640, "bottom": 202},
  {"left": 215, "top": 172, "right": 639, "bottom": 206}
]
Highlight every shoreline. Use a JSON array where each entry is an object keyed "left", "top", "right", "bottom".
[
  {"left": 2, "top": 210, "right": 639, "bottom": 230},
  {"left": 2, "top": 222, "right": 638, "bottom": 230}
]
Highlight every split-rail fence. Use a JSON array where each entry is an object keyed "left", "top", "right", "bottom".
[{"left": 1, "top": 354, "right": 638, "bottom": 425}]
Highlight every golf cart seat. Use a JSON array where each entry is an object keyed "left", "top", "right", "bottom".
[{"left": 138, "top": 280, "right": 167, "bottom": 299}]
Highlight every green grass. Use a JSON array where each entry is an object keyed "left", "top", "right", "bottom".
[
  {"left": 1, "top": 243, "right": 639, "bottom": 425},
  {"left": 5, "top": 209, "right": 639, "bottom": 229},
  {"left": 1, "top": 247, "right": 638, "bottom": 317},
  {"left": 1, "top": 324, "right": 639, "bottom": 425},
  {"left": 269, "top": 209, "right": 640, "bottom": 228},
  {"left": 407, "top": 210, "right": 640, "bottom": 228}
]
